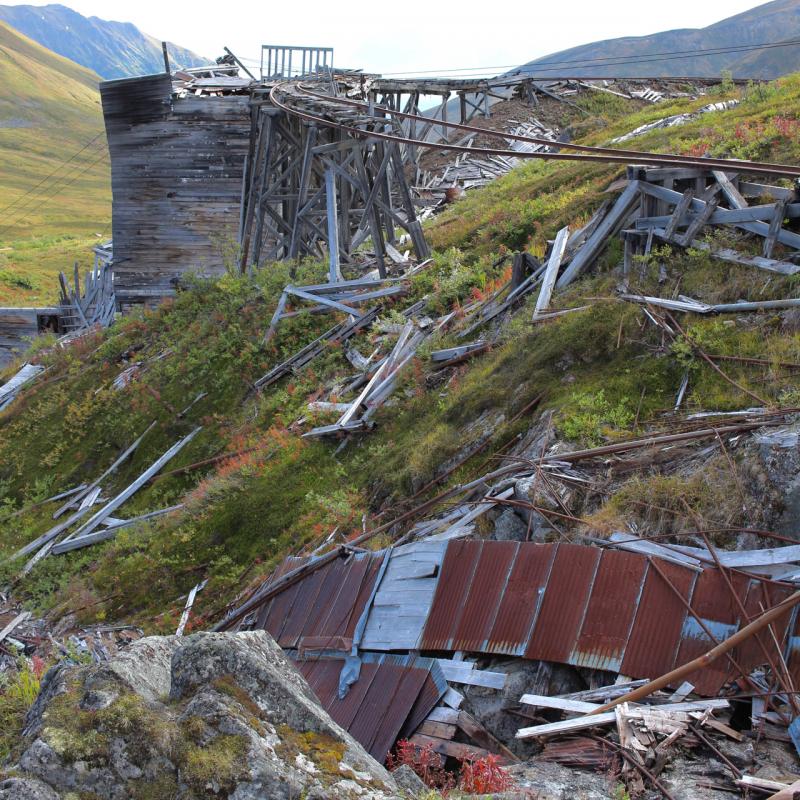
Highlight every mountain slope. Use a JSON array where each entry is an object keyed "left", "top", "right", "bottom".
[
  {"left": 0, "top": 20, "right": 109, "bottom": 304},
  {"left": 522, "top": 0, "right": 800, "bottom": 78},
  {"left": 0, "top": 3, "right": 208, "bottom": 79},
  {"left": 1, "top": 73, "right": 799, "bottom": 632}
]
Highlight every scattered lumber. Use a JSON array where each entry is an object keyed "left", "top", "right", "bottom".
[
  {"left": 0, "top": 611, "right": 31, "bottom": 645},
  {"left": 176, "top": 579, "right": 208, "bottom": 636},
  {"left": 516, "top": 700, "right": 728, "bottom": 738},
  {"left": 0, "top": 363, "right": 45, "bottom": 411},
  {"left": 50, "top": 428, "right": 201, "bottom": 555}
]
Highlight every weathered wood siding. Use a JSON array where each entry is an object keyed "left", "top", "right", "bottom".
[
  {"left": 0, "top": 307, "right": 60, "bottom": 368},
  {"left": 100, "top": 74, "right": 250, "bottom": 301}
]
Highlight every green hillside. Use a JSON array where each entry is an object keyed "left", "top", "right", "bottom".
[
  {"left": 0, "top": 20, "right": 110, "bottom": 306},
  {"left": 1, "top": 72, "right": 799, "bottom": 643}
]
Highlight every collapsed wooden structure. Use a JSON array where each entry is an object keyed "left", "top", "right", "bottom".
[
  {"left": 96, "top": 62, "right": 748, "bottom": 299},
  {"left": 0, "top": 258, "right": 115, "bottom": 368}
]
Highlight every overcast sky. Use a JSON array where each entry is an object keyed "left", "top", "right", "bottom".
[{"left": 9, "top": 0, "right": 771, "bottom": 75}]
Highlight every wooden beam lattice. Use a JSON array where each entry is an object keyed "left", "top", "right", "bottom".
[{"left": 238, "top": 99, "right": 430, "bottom": 277}]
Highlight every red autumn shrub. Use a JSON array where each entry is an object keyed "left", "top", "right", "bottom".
[
  {"left": 388, "top": 741, "right": 517, "bottom": 795},
  {"left": 387, "top": 739, "right": 455, "bottom": 791},
  {"left": 458, "top": 753, "right": 516, "bottom": 793}
]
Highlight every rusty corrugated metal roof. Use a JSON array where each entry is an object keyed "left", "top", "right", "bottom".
[
  {"left": 257, "top": 551, "right": 382, "bottom": 648},
  {"left": 258, "top": 540, "right": 800, "bottom": 697},
  {"left": 420, "top": 541, "right": 799, "bottom": 694},
  {"left": 296, "top": 653, "right": 446, "bottom": 762}
]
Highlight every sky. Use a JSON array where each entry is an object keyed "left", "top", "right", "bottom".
[{"left": 6, "top": 0, "right": 773, "bottom": 76}]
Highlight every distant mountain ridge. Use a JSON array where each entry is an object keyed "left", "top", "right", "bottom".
[
  {"left": 521, "top": 0, "right": 800, "bottom": 79},
  {"left": 0, "top": 3, "right": 208, "bottom": 80}
]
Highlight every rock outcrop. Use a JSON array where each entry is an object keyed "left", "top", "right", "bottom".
[{"left": 3, "top": 631, "right": 402, "bottom": 799}]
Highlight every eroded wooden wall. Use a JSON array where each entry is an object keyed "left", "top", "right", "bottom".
[{"left": 101, "top": 74, "right": 250, "bottom": 302}]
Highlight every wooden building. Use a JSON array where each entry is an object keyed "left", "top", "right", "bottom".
[
  {"left": 100, "top": 73, "right": 250, "bottom": 303},
  {"left": 0, "top": 307, "right": 63, "bottom": 368}
]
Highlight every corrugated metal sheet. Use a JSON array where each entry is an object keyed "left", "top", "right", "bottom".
[
  {"left": 674, "top": 568, "right": 748, "bottom": 695},
  {"left": 451, "top": 541, "right": 517, "bottom": 653},
  {"left": 570, "top": 550, "right": 648, "bottom": 672},
  {"left": 419, "top": 539, "right": 483, "bottom": 651},
  {"left": 260, "top": 541, "right": 800, "bottom": 698},
  {"left": 420, "top": 541, "right": 798, "bottom": 694},
  {"left": 526, "top": 544, "right": 602, "bottom": 664},
  {"left": 488, "top": 542, "right": 556, "bottom": 655},
  {"left": 296, "top": 654, "right": 446, "bottom": 762},
  {"left": 360, "top": 541, "right": 446, "bottom": 650},
  {"left": 256, "top": 551, "right": 382, "bottom": 648},
  {"left": 620, "top": 559, "right": 696, "bottom": 678}
]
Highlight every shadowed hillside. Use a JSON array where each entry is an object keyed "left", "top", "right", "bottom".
[{"left": 0, "top": 3, "right": 208, "bottom": 79}]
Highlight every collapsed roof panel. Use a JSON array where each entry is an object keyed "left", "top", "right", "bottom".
[
  {"left": 255, "top": 541, "right": 800, "bottom": 697},
  {"left": 569, "top": 549, "right": 648, "bottom": 673},
  {"left": 619, "top": 558, "right": 697, "bottom": 679},
  {"left": 296, "top": 653, "right": 446, "bottom": 762},
  {"left": 256, "top": 551, "right": 383, "bottom": 650}
]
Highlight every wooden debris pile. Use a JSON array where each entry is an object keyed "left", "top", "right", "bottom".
[
  {"left": 57, "top": 260, "right": 116, "bottom": 335},
  {"left": 0, "top": 363, "right": 44, "bottom": 411},
  {"left": 6, "top": 424, "right": 196, "bottom": 568},
  {"left": 612, "top": 99, "right": 739, "bottom": 143},
  {"left": 417, "top": 117, "right": 558, "bottom": 197}
]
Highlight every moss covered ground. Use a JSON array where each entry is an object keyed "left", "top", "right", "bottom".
[{"left": 0, "top": 72, "right": 799, "bottom": 639}]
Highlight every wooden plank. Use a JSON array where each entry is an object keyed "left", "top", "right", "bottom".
[
  {"left": 640, "top": 182, "right": 800, "bottom": 251},
  {"left": 436, "top": 661, "right": 507, "bottom": 690},
  {"left": 426, "top": 707, "right": 461, "bottom": 725},
  {"left": 663, "top": 189, "right": 694, "bottom": 240},
  {"left": 516, "top": 711, "right": 617, "bottom": 738},
  {"left": 51, "top": 504, "right": 185, "bottom": 554},
  {"left": 285, "top": 286, "right": 363, "bottom": 317},
  {"left": 668, "top": 681, "right": 694, "bottom": 702},
  {"left": 712, "top": 171, "right": 748, "bottom": 210},
  {"left": 442, "top": 687, "right": 464, "bottom": 709},
  {"left": 520, "top": 694, "right": 599, "bottom": 714},
  {"left": 736, "top": 776, "right": 791, "bottom": 792},
  {"left": 0, "top": 611, "right": 30, "bottom": 644},
  {"left": 325, "top": 168, "right": 342, "bottom": 283},
  {"left": 457, "top": 710, "right": 520, "bottom": 762},
  {"left": 658, "top": 232, "right": 800, "bottom": 275},
  {"left": 53, "top": 421, "right": 157, "bottom": 519},
  {"left": 418, "top": 720, "right": 456, "bottom": 739},
  {"left": 675, "top": 197, "right": 719, "bottom": 247},
  {"left": 516, "top": 698, "right": 730, "bottom": 739},
  {"left": 764, "top": 198, "right": 789, "bottom": 258},
  {"left": 533, "top": 226, "right": 570, "bottom": 317},
  {"left": 53, "top": 428, "right": 201, "bottom": 548},
  {"left": 557, "top": 181, "right": 642, "bottom": 288},
  {"left": 410, "top": 734, "right": 490, "bottom": 761},
  {"left": 606, "top": 532, "right": 703, "bottom": 569},
  {"left": 738, "top": 182, "right": 797, "bottom": 201},
  {"left": 562, "top": 679, "right": 649, "bottom": 702},
  {"left": 765, "top": 779, "right": 800, "bottom": 800},
  {"left": 176, "top": 579, "right": 207, "bottom": 636}
]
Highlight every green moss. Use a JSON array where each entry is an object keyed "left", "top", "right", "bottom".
[
  {"left": 0, "top": 663, "right": 41, "bottom": 762},
  {"left": 275, "top": 724, "right": 345, "bottom": 780},
  {"left": 211, "top": 675, "right": 265, "bottom": 735},
  {"left": 43, "top": 678, "right": 178, "bottom": 768},
  {"left": 128, "top": 775, "right": 179, "bottom": 800},
  {"left": 178, "top": 733, "right": 249, "bottom": 798}
]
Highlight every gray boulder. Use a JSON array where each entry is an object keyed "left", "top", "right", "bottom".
[{"left": 8, "top": 631, "right": 401, "bottom": 799}]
